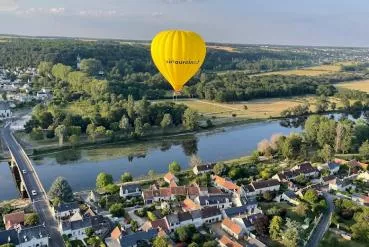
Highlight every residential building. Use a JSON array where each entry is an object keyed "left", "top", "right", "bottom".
[
  {"left": 193, "top": 163, "right": 215, "bottom": 175},
  {"left": 194, "top": 194, "right": 232, "bottom": 209},
  {"left": 53, "top": 202, "right": 80, "bottom": 219},
  {"left": 87, "top": 190, "right": 100, "bottom": 203},
  {"left": 0, "top": 101, "right": 12, "bottom": 119},
  {"left": 119, "top": 229, "right": 158, "bottom": 247},
  {"left": 212, "top": 175, "right": 245, "bottom": 197},
  {"left": 182, "top": 198, "right": 201, "bottom": 212},
  {"left": 223, "top": 200, "right": 258, "bottom": 218},
  {"left": 3, "top": 211, "right": 25, "bottom": 230},
  {"left": 201, "top": 207, "right": 222, "bottom": 224},
  {"left": 0, "top": 225, "right": 49, "bottom": 247},
  {"left": 273, "top": 162, "right": 319, "bottom": 182},
  {"left": 221, "top": 218, "right": 244, "bottom": 240},
  {"left": 163, "top": 172, "right": 179, "bottom": 184},
  {"left": 245, "top": 179, "right": 280, "bottom": 196},
  {"left": 351, "top": 194, "right": 369, "bottom": 206},
  {"left": 218, "top": 235, "right": 242, "bottom": 247},
  {"left": 318, "top": 162, "right": 340, "bottom": 174},
  {"left": 281, "top": 190, "right": 300, "bottom": 205},
  {"left": 119, "top": 183, "right": 142, "bottom": 198},
  {"left": 329, "top": 178, "right": 356, "bottom": 192}
]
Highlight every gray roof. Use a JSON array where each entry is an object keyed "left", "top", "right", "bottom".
[
  {"left": 201, "top": 207, "right": 221, "bottom": 218},
  {"left": 165, "top": 214, "right": 179, "bottom": 225},
  {"left": 0, "top": 229, "right": 19, "bottom": 245},
  {"left": 120, "top": 229, "right": 158, "bottom": 247},
  {"left": 224, "top": 203, "right": 256, "bottom": 218},
  {"left": 190, "top": 210, "right": 202, "bottom": 220},
  {"left": 252, "top": 179, "right": 280, "bottom": 190},
  {"left": 178, "top": 212, "right": 192, "bottom": 222},
  {"left": 55, "top": 202, "right": 79, "bottom": 213},
  {"left": 18, "top": 225, "right": 48, "bottom": 244},
  {"left": 283, "top": 190, "right": 297, "bottom": 199},
  {"left": 0, "top": 101, "right": 10, "bottom": 111},
  {"left": 61, "top": 215, "right": 106, "bottom": 231},
  {"left": 121, "top": 183, "right": 142, "bottom": 193},
  {"left": 198, "top": 194, "right": 232, "bottom": 206},
  {"left": 327, "top": 162, "right": 340, "bottom": 170}
]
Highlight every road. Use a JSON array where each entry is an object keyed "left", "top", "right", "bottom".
[
  {"left": 306, "top": 193, "right": 335, "bottom": 247},
  {"left": 1, "top": 126, "right": 64, "bottom": 247}
]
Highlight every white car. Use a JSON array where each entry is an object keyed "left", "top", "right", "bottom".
[
  {"left": 22, "top": 169, "right": 27, "bottom": 174},
  {"left": 31, "top": 190, "right": 37, "bottom": 196}
]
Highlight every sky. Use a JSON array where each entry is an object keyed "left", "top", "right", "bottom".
[{"left": 1, "top": 0, "right": 369, "bottom": 47}]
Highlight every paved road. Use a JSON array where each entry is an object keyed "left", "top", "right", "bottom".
[
  {"left": 306, "top": 193, "right": 335, "bottom": 247},
  {"left": 1, "top": 127, "right": 64, "bottom": 247}
]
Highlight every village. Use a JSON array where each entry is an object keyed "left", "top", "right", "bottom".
[{"left": 0, "top": 155, "right": 368, "bottom": 247}]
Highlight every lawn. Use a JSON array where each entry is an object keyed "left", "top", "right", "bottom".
[
  {"left": 156, "top": 96, "right": 325, "bottom": 122},
  {"left": 336, "top": 79, "right": 369, "bottom": 93},
  {"left": 319, "top": 231, "right": 366, "bottom": 247},
  {"left": 253, "top": 64, "right": 343, "bottom": 77}
]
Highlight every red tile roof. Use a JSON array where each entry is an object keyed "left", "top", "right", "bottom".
[
  {"left": 151, "top": 218, "right": 169, "bottom": 232},
  {"left": 182, "top": 198, "right": 201, "bottom": 211},
  {"left": 218, "top": 235, "right": 243, "bottom": 247},
  {"left": 3, "top": 211, "right": 24, "bottom": 230},
  {"left": 213, "top": 175, "right": 241, "bottom": 192},
  {"left": 164, "top": 172, "right": 177, "bottom": 182},
  {"left": 222, "top": 218, "right": 242, "bottom": 235},
  {"left": 110, "top": 226, "right": 122, "bottom": 240}
]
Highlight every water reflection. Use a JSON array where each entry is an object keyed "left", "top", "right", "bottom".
[
  {"left": 181, "top": 137, "right": 198, "bottom": 156},
  {"left": 55, "top": 150, "right": 82, "bottom": 164}
]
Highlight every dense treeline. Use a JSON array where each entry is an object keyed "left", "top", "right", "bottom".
[
  {"left": 182, "top": 73, "right": 363, "bottom": 102},
  {"left": 0, "top": 38, "right": 313, "bottom": 73}
]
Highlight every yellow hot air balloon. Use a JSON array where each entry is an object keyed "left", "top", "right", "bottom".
[{"left": 151, "top": 30, "right": 206, "bottom": 92}]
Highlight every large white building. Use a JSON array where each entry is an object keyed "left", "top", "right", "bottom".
[
  {"left": 0, "top": 225, "right": 49, "bottom": 247},
  {"left": 0, "top": 102, "right": 12, "bottom": 119}
]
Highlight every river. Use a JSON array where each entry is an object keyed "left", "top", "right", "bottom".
[{"left": 0, "top": 112, "right": 360, "bottom": 200}]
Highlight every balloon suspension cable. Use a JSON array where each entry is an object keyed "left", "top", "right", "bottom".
[{"left": 173, "top": 91, "right": 181, "bottom": 102}]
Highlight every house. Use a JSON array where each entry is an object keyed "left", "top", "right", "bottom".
[
  {"left": 0, "top": 101, "right": 12, "bottom": 119},
  {"left": 318, "top": 162, "right": 340, "bottom": 174},
  {"left": 321, "top": 175, "right": 337, "bottom": 185},
  {"left": 87, "top": 190, "right": 100, "bottom": 203},
  {"left": 233, "top": 217, "right": 254, "bottom": 233},
  {"left": 53, "top": 202, "right": 80, "bottom": 219},
  {"left": 218, "top": 235, "right": 242, "bottom": 247},
  {"left": 273, "top": 162, "right": 319, "bottom": 182},
  {"left": 223, "top": 199, "right": 258, "bottom": 218},
  {"left": 0, "top": 225, "right": 49, "bottom": 247},
  {"left": 221, "top": 218, "right": 244, "bottom": 240},
  {"left": 193, "top": 163, "right": 215, "bottom": 175},
  {"left": 119, "top": 183, "right": 142, "bottom": 199},
  {"left": 357, "top": 172, "right": 369, "bottom": 182},
  {"left": 201, "top": 207, "right": 222, "bottom": 224},
  {"left": 119, "top": 229, "right": 158, "bottom": 247},
  {"left": 163, "top": 172, "right": 179, "bottom": 184},
  {"left": 182, "top": 198, "right": 201, "bottom": 212},
  {"left": 245, "top": 179, "right": 280, "bottom": 196},
  {"left": 194, "top": 194, "right": 232, "bottom": 209},
  {"left": 3, "top": 211, "right": 25, "bottom": 230},
  {"left": 105, "top": 226, "right": 123, "bottom": 247},
  {"left": 329, "top": 178, "right": 356, "bottom": 192},
  {"left": 281, "top": 190, "right": 300, "bottom": 205},
  {"left": 351, "top": 194, "right": 369, "bottom": 206},
  {"left": 60, "top": 215, "right": 111, "bottom": 241},
  {"left": 212, "top": 175, "right": 245, "bottom": 197}
]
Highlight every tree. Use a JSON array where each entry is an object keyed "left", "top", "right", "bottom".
[
  {"left": 319, "top": 144, "right": 334, "bottom": 161},
  {"left": 282, "top": 133, "right": 303, "bottom": 159},
  {"left": 335, "top": 120, "right": 353, "bottom": 153},
  {"left": 260, "top": 168, "right": 272, "bottom": 180},
  {"left": 52, "top": 63, "right": 72, "bottom": 81},
  {"left": 295, "top": 202, "right": 308, "bottom": 216},
  {"left": 80, "top": 58, "right": 103, "bottom": 76},
  {"left": 48, "top": 177, "right": 73, "bottom": 202},
  {"left": 262, "top": 191, "right": 273, "bottom": 201},
  {"left": 351, "top": 209, "right": 369, "bottom": 242},
  {"left": 188, "top": 243, "right": 199, "bottom": 247},
  {"left": 168, "top": 161, "right": 181, "bottom": 173},
  {"left": 280, "top": 218, "right": 301, "bottom": 247},
  {"left": 202, "top": 241, "right": 218, "bottom": 247},
  {"left": 175, "top": 225, "right": 194, "bottom": 243},
  {"left": 303, "top": 189, "right": 318, "bottom": 204},
  {"left": 182, "top": 108, "right": 199, "bottom": 130},
  {"left": 24, "top": 213, "right": 39, "bottom": 226},
  {"left": 317, "top": 118, "right": 336, "bottom": 147},
  {"left": 120, "top": 172, "right": 133, "bottom": 183},
  {"left": 269, "top": 215, "right": 282, "bottom": 240},
  {"left": 85, "top": 227, "right": 94, "bottom": 238},
  {"left": 160, "top": 113, "right": 172, "bottom": 129},
  {"left": 39, "top": 111, "right": 54, "bottom": 129},
  {"left": 253, "top": 215, "right": 269, "bottom": 235},
  {"left": 249, "top": 150, "right": 260, "bottom": 163},
  {"left": 109, "top": 203, "right": 125, "bottom": 217},
  {"left": 103, "top": 184, "right": 119, "bottom": 194},
  {"left": 359, "top": 140, "right": 369, "bottom": 159},
  {"left": 96, "top": 172, "right": 113, "bottom": 189},
  {"left": 189, "top": 155, "right": 202, "bottom": 167},
  {"left": 147, "top": 211, "right": 157, "bottom": 221},
  {"left": 213, "top": 163, "right": 225, "bottom": 176},
  {"left": 38, "top": 61, "right": 53, "bottom": 76},
  {"left": 54, "top": 125, "right": 66, "bottom": 146},
  {"left": 257, "top": 139, "right": 272, "bottom": 156},
  {"left": 134, "top": 117, "right": 144, "bottom": 137},
  {"left": 152, "top": 236, "right": 168, "bottom": 247},
  {"left": 86, "top": 236, "right": 102, "bottom": 247},
  {"left": 304, "top": 115, "right": 322, "bottom": 145},
  {"left": 119, "top": 115, "right": 130, "bottom": 132}
]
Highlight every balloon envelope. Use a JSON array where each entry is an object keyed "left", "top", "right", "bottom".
[{"left": 151, "top": 30, "right": 206, "bottom": 92}]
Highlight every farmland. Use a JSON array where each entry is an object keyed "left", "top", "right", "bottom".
[
  {"left": 336, "top": 79, "right": 369, "bottom": 93},
  {"left": 254, "top": 64, "right": 343, "bottom": 76}
]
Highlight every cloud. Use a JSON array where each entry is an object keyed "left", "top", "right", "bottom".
[
  {"left": 16, "top": 7, "right": 65, "bottom": 16},
  {"left": 78, "top": 9, "right": 123, "bottom": 17},
  {"left": 152, "top": 12, "right": 163, "bottom": 17},
  {"left": 162, "top": 0, "right": 204, "bottom": 3},
  {"left": 0, "top": 0, "right": 18, "bottom": 11}
]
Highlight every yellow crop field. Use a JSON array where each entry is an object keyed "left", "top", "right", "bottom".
[
  {"left": 255, "top": 64, "right": 343, "bottom": 77},
  {"left": 336, "top": 80, "right": 369, "bottom": 93}
]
